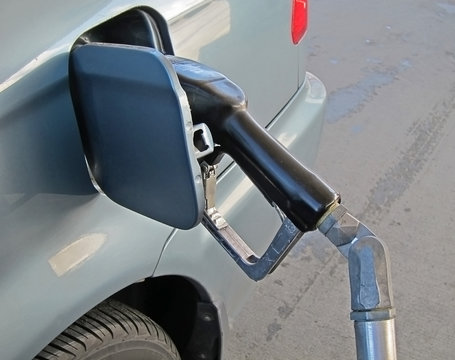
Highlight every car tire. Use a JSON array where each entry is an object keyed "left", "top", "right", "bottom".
[{"left": 34, "top": 299, "right": 180, "bottom": 360}]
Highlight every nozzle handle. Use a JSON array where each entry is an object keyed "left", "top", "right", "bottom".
[{"left": 218, "top": 109, "right": 339, "bottom": 232}]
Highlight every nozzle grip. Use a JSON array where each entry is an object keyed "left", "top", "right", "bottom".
[{"left": 216, "top": 109, "right": 339, "bottom": 232}]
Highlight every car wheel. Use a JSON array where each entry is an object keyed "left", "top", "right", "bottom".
[{"left": 34, "top": 299, "right": 180, "bottom": 360}]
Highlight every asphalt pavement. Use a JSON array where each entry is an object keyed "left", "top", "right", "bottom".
[{"left": 226, "top": 0, "right": 455, "bottom": 359}]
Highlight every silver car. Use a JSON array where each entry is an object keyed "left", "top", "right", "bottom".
[{"left": 0, "top": 1, "right": 326, "bottom": 359}]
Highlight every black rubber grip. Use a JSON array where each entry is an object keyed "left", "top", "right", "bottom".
[{"left": 215, "top": 109, "right": 339, "bottom": 231}]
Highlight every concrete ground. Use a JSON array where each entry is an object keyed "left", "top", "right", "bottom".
[{"left": 226, "top": 0, "right": 455, "bottom": 359}]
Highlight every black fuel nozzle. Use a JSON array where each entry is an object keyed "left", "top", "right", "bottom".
[{"left": 169, "top": 56, "right": 339, "bottom": 232}]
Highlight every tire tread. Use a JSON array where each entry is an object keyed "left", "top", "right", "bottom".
[{"left": 34, "top": 300, "right": 180, "bottom": 360}]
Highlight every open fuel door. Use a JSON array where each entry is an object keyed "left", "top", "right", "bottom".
[{"left": 70, "top": 44, "right": 206, "bottom": 229}]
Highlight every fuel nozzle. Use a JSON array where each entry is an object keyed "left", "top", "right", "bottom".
[
  {"left": 171, "top": 57, "right": 397, "bottom": 359},
  {"left": 169, "top": 56, "right": 339, "bottom": 233}
]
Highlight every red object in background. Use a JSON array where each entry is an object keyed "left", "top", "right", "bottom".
[{"left": 291, "top": 0, "right": 308, "bottom": 44}]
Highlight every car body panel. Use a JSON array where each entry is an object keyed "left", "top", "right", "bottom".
[
  {"left": 0, "top": 1, "right": 323, "bottom": 359},
  {"left": 0, "top": 195, "right": 173, "bottom": 360}
]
